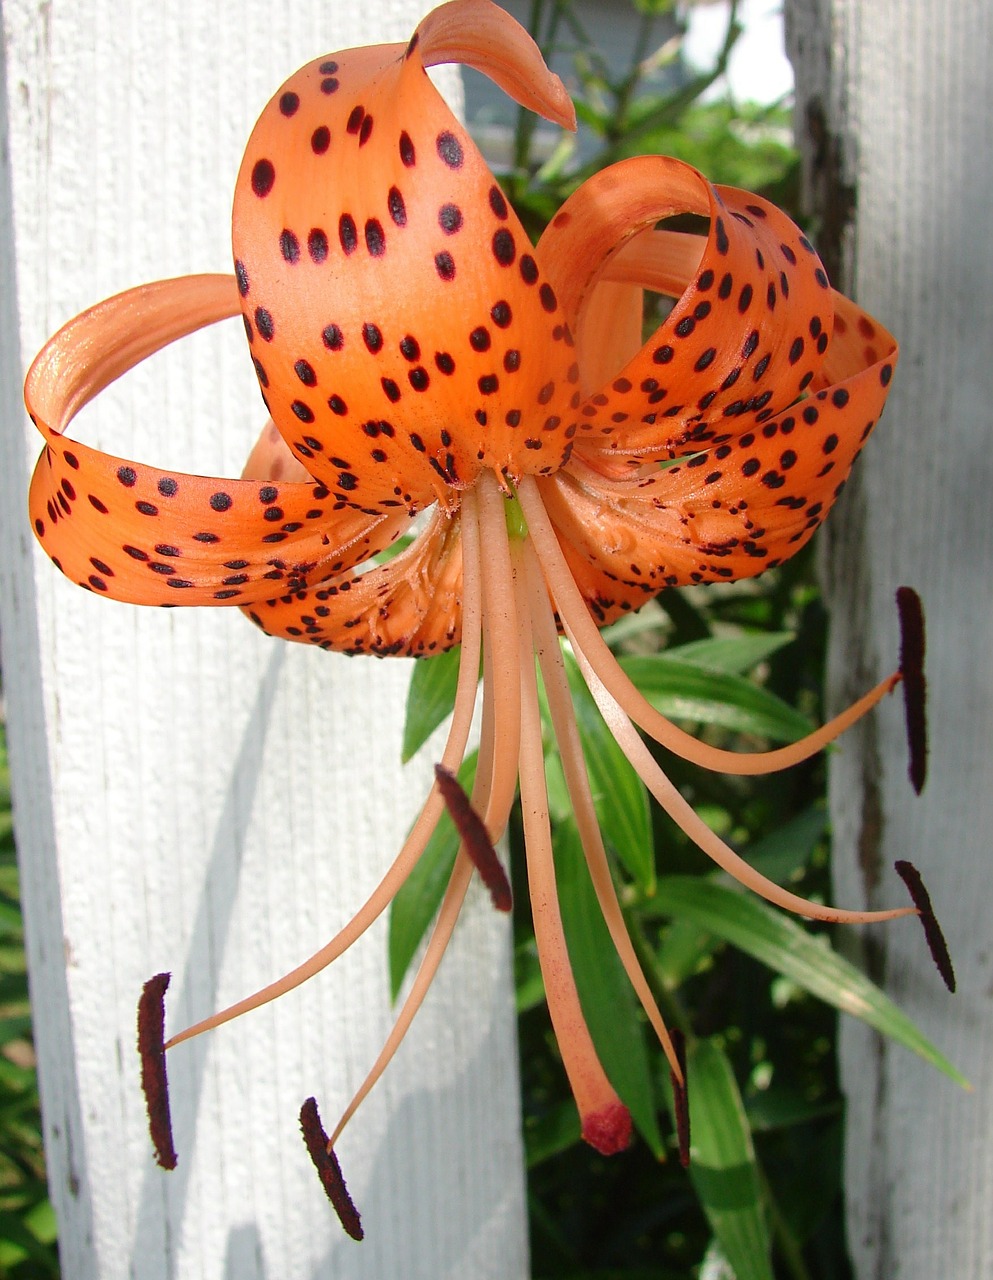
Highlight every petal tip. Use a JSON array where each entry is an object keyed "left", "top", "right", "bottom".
[{"left": 417, "top": 0, "right": 576, "bottom": 130}]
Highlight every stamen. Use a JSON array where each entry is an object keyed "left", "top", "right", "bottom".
[
  {"left": 434, "top": 764, "right": 512, "bottom": 910},
  {"left": 895, "top": 860, "right": 956, "bottom": 992},
  {"left": 517, "top": 476, "right": 900, "bottom": 777},
  {"left": 516, "top": 550, "right": 631, "bottom": 1153},
  {"left": 326, "top": 519, "right": 527, "bottom": 1152},
  {"left": 299, "top": 1097, "right": 364, "bottom": 1240},
  {"left": 575, "top": 647, "right": 917, "bottom": 926},
  {"left": 896, "top": 586, "right": 928, "bottom": 794},
  {"left": 163, "top": 493, "right": 488, "bottom": 1052},
  {"left": 670, "top": 1028, "right": 690, "bottom": 1168},
  {"left": 523, "top": 537, "right": 682, "bottom": 1078},
  {"left": 137, "top": 972, "right": 177, "bottom": 1170}
]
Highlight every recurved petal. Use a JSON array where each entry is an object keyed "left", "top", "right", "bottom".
[
  {"left": 26, "top": 276, "right": 405, "bottom": 606},
  {"left": 242, "top": 508, "right": 463, "bottom": 656},
  {"left": 536, "top": 158, "right": 834, "bottom": 472},
  {"left": 542, "top": 300, "right": 896, "bottom": 609},
  {"left": 417, "top": 0, "right": 575, "bottom": 129},
  {"left": 232, "top": 0, "right": 578, "bottom": 512}
]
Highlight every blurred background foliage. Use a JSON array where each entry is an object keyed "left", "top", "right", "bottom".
[{"left": 0, "top": 2, "right": 954, "bottom": 1276}]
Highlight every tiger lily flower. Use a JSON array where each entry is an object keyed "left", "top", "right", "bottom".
[{"left": 24, "top": 0, "right": 950, "bottom": 1240}]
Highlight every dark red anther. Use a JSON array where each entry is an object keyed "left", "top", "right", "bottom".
[
  {"left": 434, "top": 763, "right": 512, "bottom": 911},
  {"left": 896, "top": 586, "right": 927, "bottom": 794},
  {"left": 895, "top": 860, "right": 956, "bottom": 993},
  {"left": 300, "top": 1096, "right": 364, "bottom": 1240},
  {"left": 137, "top": 972, "right": 177, "bottom": 1170},
  {"left": 670, "top": 1028, "right": 691, "bottom": 1168}
]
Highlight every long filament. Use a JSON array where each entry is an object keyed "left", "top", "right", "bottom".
[
  {"left": 166, "top": 498, "right": 485, "bottom": 1050},
  {"left": 575, "top": 649, "right": 915, "bottom": 926},
  {"left": 514, "top": 541, "right": 630, "bottom": 1151},
  {"left": 328, "top": 477, "right": 521, "bottom": 1142},
  {"left": 522, "top": 537, "right": 682, "bottom": 1081},
  {"left": 517, "top": 475, "right": 900, "bottom": 777}
]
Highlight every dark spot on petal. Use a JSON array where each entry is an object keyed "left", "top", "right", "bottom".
[{"left": 251, "top": 159, "right": 275, "bottom": 198}]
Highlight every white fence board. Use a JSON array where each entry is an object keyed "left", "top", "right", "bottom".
[
  {"left": 788, "top": 2, "right": 993, "bottom": 1275},
  {"left": 0, "top": 2, "right": 528, "bottom": 1276}
]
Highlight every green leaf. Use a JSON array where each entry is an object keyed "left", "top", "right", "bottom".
[
  {"left": 555, "top": 819, "right": 663, "bottom": 1156},
  {"left": 524, "top": 1098, "right": 582, "bottom": 1168},
  {"left": 665, "top": 631, "right": 796, "bottom": 675},
  {"left": 685, "top": 1038, "right": 773, "bottom": 1280},
  {"left": 655, "top": 916, "right": 720, "bottom": 989},
  {"left": 0, "top": 1208, "right": 60, "bottom": 1270},
  {"left": 514, "top": 938, "right": 545, "bottom": 1014},
  {"left": 401, "top": 646, "right": 470, "bottom": 763},
  {"left": 564, "top": 655, "right": 655, "bottom": 892},
  {"left": 387, "top": 752, "right": 477, "bottom": 998},
  {"left": 619, "top": 655, "right": 814, "bottom": 742},
  {"left": 744, "top": 805, "right": 828, "bottom": 883},
  {"left": 655, "top": 877, "right": 969, "bottom": 1087}
]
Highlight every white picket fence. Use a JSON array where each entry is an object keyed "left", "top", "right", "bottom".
[
  {"left": 789, "top": 1, "right": 993, "bottom": 1276},
  {"left": 0, "top": 3, "right": 527, "bottom": 1276}
]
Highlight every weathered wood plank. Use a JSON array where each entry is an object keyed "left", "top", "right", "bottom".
[
  {"left": 0, "top": 3, "right": 528, "bottom": 1275},
  {"left": 788, "top": 1, "right": 993, "bottom": 1275}
]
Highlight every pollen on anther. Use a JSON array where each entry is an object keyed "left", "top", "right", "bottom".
[
  {"left": 670, "top": 1028, "right": 691, "bottom": 1168},
  {"left": 299, "top": 1097, "right": 364, "bottom": 1240},
  {"left": 895, "top": 860, "right": 956, "bottom": 993},
  {"left": 137, "top": 973, "right": 177, "bottom": 1170},
  {"left": 434, "top": 764, "right": 511, "bottom": 911},
  {"left": 896, "top": 586, "right": 927, "bottom": 794}
]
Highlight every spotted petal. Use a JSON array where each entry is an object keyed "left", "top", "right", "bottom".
[
  {"left": 243, "top": 509, "right": 463, "bottom": 656},
  {"left": 540, "top": 294, "right": 897, "bottom": 615},
  {"left": 26, "top": 276, "right": 403, "bottom": 605},
  {"left": 536, "top": 157, "right": 834, "bottom": 473},
  {"left": 231, "top": 0, "right": 579, "bottom": 514}
]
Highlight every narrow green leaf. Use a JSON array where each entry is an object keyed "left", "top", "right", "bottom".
[
  {"left": 685, "top": 1038, "right": 773, "bottom": 1280},
  {"left": 665, "top": 631, "right": 796, "bottom": 675},
  {"left": 656, "top": 877, "right": 969, "bottom": 1087},
  {"left": 401, "top": 646, "right": 470, "bottom": 763},
  {"left": 514, "top": 938, "right": 545, "bottom": 1014},
  {"left": 619, "top": 655, "right": 814, "bottom": 742},
  {"left": 555, "top": 819, "right": 663, "bottom": 1156},
  {"left": 655, "top": 916, "right": 719, "bottom": 989},
  {"left": 524, "top": 1098, "right": 582, "bottom": 1168},
  {"left": 0, "top": 1207, "right": 60, "bottom": 1269},
  {"left": 387, "top": 752, "right": 477, "bottom": 998},
  {"left": 563, "top": 655, "right": 655, "bottom": 892},
  {"left": 744, "top": 806, "right": 828, "bottom": 884}
]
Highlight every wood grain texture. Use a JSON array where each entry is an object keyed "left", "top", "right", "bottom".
[
  {"left": 788, "top": 2, "right": 993, "bottom": 1275},
  {"left": 0, "top": 3, "right": 528, "bottom": 1276}
]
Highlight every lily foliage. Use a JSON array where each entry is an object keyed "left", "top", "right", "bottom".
[{"left": 24, "top": 0, "right": 956, "bottom": 1270}]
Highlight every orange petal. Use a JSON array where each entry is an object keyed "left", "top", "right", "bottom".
[
  {"left": 26, "top": 277, "right": 404, "bottom": 606},
  {"left": 242, "top": 507, "right": 463, "bottom": 655},
  {"left": 417, "top": 0, "right": 575, "bottom": 130},
  {"left": 536, "top": 158, "right": 835, "bottom": 471},
  {"left": 231, "top": 3, "right": 577, "bottom": 512},
  {"left": 539, "top": 301, "right": 896, "bottom": 606},
  {"left": 573, "top": 279, "right": 645, "bottom": 397}
]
